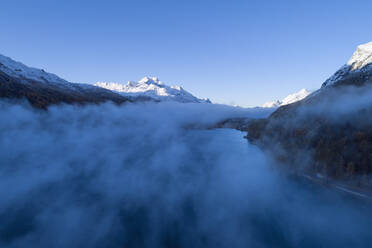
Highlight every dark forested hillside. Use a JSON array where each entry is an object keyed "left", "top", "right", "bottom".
[
  {"left": 244, "top": 46, "right": 372, "bottom": 190},
  {"left": 0, "top": 70, "right": 132, "bottom": 109}
]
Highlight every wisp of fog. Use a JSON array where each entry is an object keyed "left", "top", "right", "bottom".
[{"left": 0, "top": 101, "right": 371, "bottom": 248}]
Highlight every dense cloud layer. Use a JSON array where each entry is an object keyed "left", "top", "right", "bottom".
[
  {"left": 0, "top": 101, "right": 371, "bottom": 248},
  {"left": 296, "top": 85, "right": 372, "bottom": 122}
]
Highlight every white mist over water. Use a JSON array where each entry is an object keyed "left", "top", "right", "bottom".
[{"left": 0, "top": 101, "right": 371, "bottom": 248}]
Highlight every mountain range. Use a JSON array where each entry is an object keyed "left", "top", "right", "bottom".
[
  {"left": 0, "top": 54, "right": 209, "bottom": 108},
  {"left": 1, "top": 53, "right": 317, "bottom": 109},
  {"left": 1, "top": 41, "right": 372, "bottom": 194},
  {"left": 95, "top": 77, "right": 211, "bottom": 103}
]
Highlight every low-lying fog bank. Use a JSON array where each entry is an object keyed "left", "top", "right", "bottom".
[{"left": 0, "top": 101, "right": 371, "bottom": 248}]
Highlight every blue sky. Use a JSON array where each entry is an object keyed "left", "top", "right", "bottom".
[{"left": 1, "top": 0, "right": 372, "bottom": 106}]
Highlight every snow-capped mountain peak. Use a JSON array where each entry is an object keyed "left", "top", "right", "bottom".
[
  {"left": 138, "top": 76, "right": 162, "bottom": 85},
  {"left": 347, "top": 41, "right": 372, "bottom": 70},
  {"left": 281, "top": 89, "right": 311, "bottom": 105},
  {"left": 322, "top": 41, "right": 372, "bottom": 87},
  {"left": 262, "top": 89, "right": 312, "bottom": 108},
  {"left": 94, "top": 77, "right": 210, "bottom": 103}
]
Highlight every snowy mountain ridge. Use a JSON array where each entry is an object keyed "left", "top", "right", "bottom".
[
  {"left": 348, "top": 41, "right": 372, "bottom": 70},
  {"left": 0, "top": 53, "right": 101, "bottom": 93},
  {"left": 262, "top": 89, "right": 312, "bottom": 108},
  {"left": 322, "top": 41, "right": 372, "bottom": 87},
  {"left": 0, "top": 53, "right": 132, "bottom": 108},
  {"left": 0, "top": 53, "right": 210, "bottom": 105},
  {"left": 95, "top": 77, "right": 211, "bottom": 103},
  {"left": 0, "top": 54, "right": 70, "bottom": 85}
]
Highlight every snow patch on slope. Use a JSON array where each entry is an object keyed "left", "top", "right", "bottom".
[
  {"left": 262, "top": 89, "right": 312, "bottom": 108},
  {"left": 95, "top": 77, "right": 211, "bottom": 103}
]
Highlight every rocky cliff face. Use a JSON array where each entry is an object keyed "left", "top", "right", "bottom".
[
  {"left": 0, "top": 54, "right": 131, "bottom": 108},
  {"left": 245, "top": 42, "right": 372, "bottom": 189}
]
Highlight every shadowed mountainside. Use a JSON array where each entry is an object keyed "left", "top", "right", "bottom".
[
  {"left": 221, "top": 43, "right": 372, "bottom": 191},
  {"left": 0, "top": 70, "right": 133, "bottom": 108},
  {"left": 246, "top": 82, "right": 372, "bottom": 185}
]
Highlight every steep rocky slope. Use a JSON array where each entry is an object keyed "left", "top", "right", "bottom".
[{"left": 0, "top": 54, "right": 131, "bottom": 108}]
